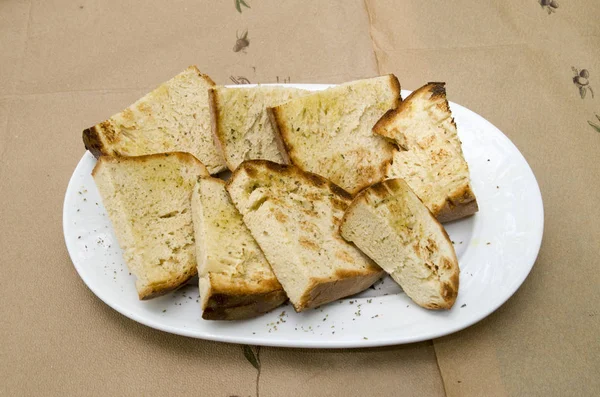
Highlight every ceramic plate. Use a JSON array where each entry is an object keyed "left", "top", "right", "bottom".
[{"left": 63, "top": 84, "right": 543, "bottom": 348}]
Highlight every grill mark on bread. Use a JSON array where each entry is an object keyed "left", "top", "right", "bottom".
[
  {"left": 330, "top": 184, "right": 352, "bottom": 201},
  {"left": 299, "top": 237, "right": 319, "bottom": 251},
  {"left": 264, "top": 160, "right": 290, "bottom": 174},
  {"left": 273, "top": 209, "right": 288, "bottom": 223},
  {"left": 243, "top": 162, "right": 258, "bottom": 178},
  {"left": 335, "top": 250, "right": 356, "bottom": 264}
]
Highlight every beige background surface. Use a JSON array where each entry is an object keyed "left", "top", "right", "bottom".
[{"left": 1, "top": 1, "right": 599, "bottom": 396}]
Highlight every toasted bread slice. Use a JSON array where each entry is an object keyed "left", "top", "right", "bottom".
[
  {"left": 269, "top": 75, "right": 401, "bottom": 195},
  {"left": 373, "top": 82, "right": 478, "bottom": 222},
  {"left": 83, "top": 66, "right": 226, "bottom": 174},
  {"left": 340, "top": 178, "right": 459, "bottom": 309},
  {"left": 210, "top": 85, "right": 308, "bottom": 171},
  {"left": 191, "top": 177, "right": 287, "bottom": 320},
  {"left": 92, "top": 152, "right": 209, "bottom": 300},
  {"left": 226, "top": 160, "right": 384, "bottom": 312}
]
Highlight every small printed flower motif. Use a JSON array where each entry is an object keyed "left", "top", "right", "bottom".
[
  {"left": 234, "top": 0, "right": 250, "bottom": 13},
  {"left": 572, "top": 67, "right": 594, "bottom": 99},
  {"left": 233, "top": 29, "right": 249, "bottom": 53},
  {"left": 539, "top": 0, "right": 559, "bottom": 14},
  {"left": 230, "top": 76, "right": 251, "bottom": 84},
  {"left": 588, "top": 114, "right": 600, "bottom": 133}
]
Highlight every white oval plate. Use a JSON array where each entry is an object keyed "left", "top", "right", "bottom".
[{"left": 63, "top": 84, "right": 543, "bottom": 348}]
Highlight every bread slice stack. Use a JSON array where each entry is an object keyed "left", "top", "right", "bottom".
[
  {"left": 269, "top": 75, "right": 401, "bottom": 195},
  {"left": 92, "top": 152, "right": 209, "bottom": 300},
  {"left": 227, "top": 160, "right": 384, "bottom": 312},
  {"left": 191, "top": 177, "right": 287, "bottom": 320},
  {"left": 209, "top": 85, "right": 307, "bottom": 170},
  {"left": 374, "top": 82, "right": 477, "bottom": 222},
  {"left": 340, "top": 178, "right": 459, "bottom": 309},
  {"left": 86, "top": 72, "right": 474, "bottom": 316},
  {"left": 83, "top": 66, "right": 227, "bottom": 174}
]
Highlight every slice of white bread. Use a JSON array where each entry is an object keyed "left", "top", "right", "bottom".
[
  {"left": 191, "top": 177, "right": 287, "bottom": 320},
  {"left": 340, "top": 178, "right": 459, "bottom": 309},
  {"left": 268, "top": 75, "right": 402, "bottom": 195},
  {"left": 92, "top": 152, "right": 209, "bottom": 300},
  {"left": 226, "top": 160, "right": 384, "bottom": 312},
  {"left": 210, "top": 85, "right": 308, "bottom": 171},
  {"left": 373, "top": 82, "right": 478, "bottom": 222},
  {"left": 83, "top": 66, "right": 227, "bottom": 174}
]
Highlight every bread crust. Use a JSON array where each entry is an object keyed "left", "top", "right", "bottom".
[
  {"left": 208, "top": 88, "right": 236, "bottom": 171},
  {"left": 435, "top": 191, "right": 479, "bottom": 223},
  {"left": 138, "top": 273, "right": 196, "bottom": 300},
  {"left": 267, "top": 107, "right": 292, "bottom": 165},
  {"left": 82, "top": 125, "right": 107, "bottom": 158},
  {"left": 388, "top": 73, "right": 403, "bottom": 107},
  {"left": 92, "top": 151, "right": 209, "bottom": 178},
  {"left": 227, "top": 159, "right": 353, "bottom": 200},
  {"left": 202, "top": 274, "right": 287, "bottom": 320},
  {"left": 188, "top": 65, "right": 216, "bottom": 86},
  {"left": 295, "top": 268, "right": 383, "bottom": 311}
]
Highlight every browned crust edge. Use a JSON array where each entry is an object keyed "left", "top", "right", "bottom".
[
  {"left": 227, "top": 159, "right": 353, "bottom": 201},
  {"left": 91, "top": 151, "right": 209, "bottom": 178},
  {"left": 208, "top": 88, "right": 236, "bottom": 171},
  {"left": 82, "top": 125, "right": 108, "bottom": 158},
  {"left": 202, "top": 273, "right": 288, "bottom": 320},
  {"left": 139, "top": 269, "right": 197, "bottom": 300},
  {"left": 294, "top": 268, "right": 384, "bottom": 312},
  {"left": 433, "top": 179, "right": 479, "bottom": 223},
  {"left": 202, "top": 289, "right": 288, "bottom": 320},
  {"left": 435, "top": 195, "right": 479, "bottom": 223},
  {"left": 188, "top": 65, "right": 217, "bottom": 87},
  {"left": 428, "top": 190, "right": 460, "bottom": 310},
  {"left": 387, "top": 73, "right": 403, "bottom": 107},
  {"left": 373, "top": 82, "right": 444, "bottom": 139},
  {"left": 267, "top": 107, "right": 292, "bottom": 165}
]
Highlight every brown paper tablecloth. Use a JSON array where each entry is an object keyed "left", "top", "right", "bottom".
[{"left": 1, "top": 1, "right": 598, "bottom": 396}]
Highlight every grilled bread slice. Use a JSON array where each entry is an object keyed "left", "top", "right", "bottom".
[
  {"left": 83, "top": 66, "right": 226, "bottom": 174},
  {"left": 227, "top": 160, "right": 384, "bottom": 312},
  {"left": 340, "top": 178, "right": 459, "bottom": 310},
  {"left": 210, "top": 85, "right": 307, "bottom": 171},
  {"left": 191, "top": 177, "right": 287, "bottom": 320},
  {"left": 268, "top": 75, "right": 402, "bottom": 195},
  {"left": 92, "top": 152, "right": 209, "bottom": 300},
  {"left": 373, "top": 82, "right": 477, "bottom": 222}
]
